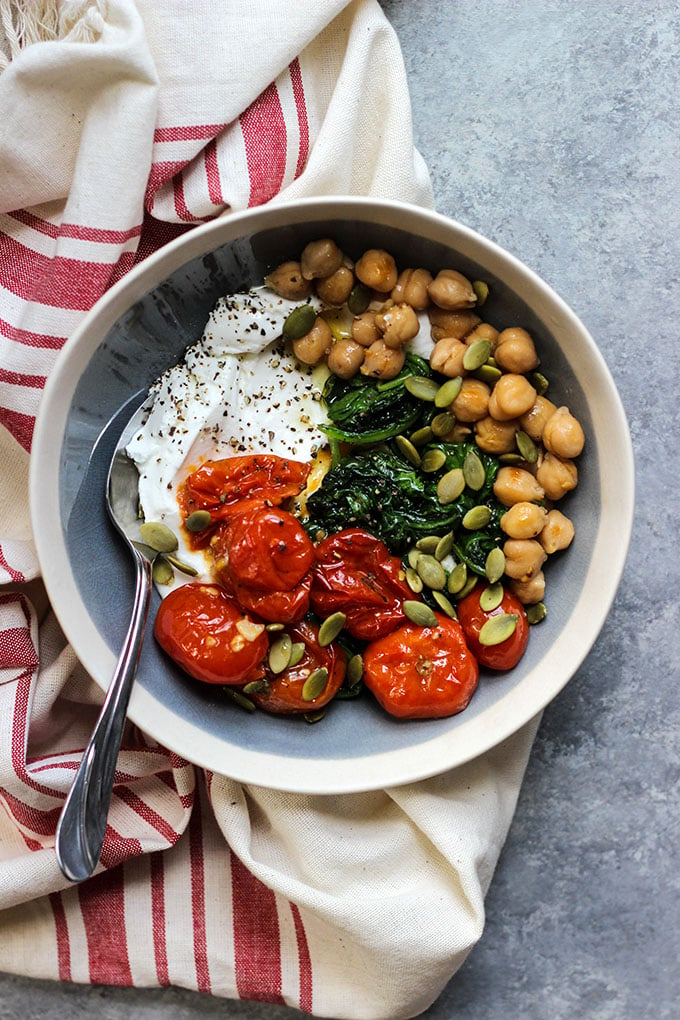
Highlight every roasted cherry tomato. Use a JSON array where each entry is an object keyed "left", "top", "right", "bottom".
[
  {"left": 178, "top": 455, "right": 310, "bottom": 548},
  {"left": 212, "top": 507, "right": 314, "bottom": 591},
  {"left": 457, "top": 582, "right": 529, "bottom": 671},
  {"left": 248, "top": 619, "right": 347, "bottom": 715},
  {"left": 362, "top": 613, "right": 479, "bottom": 719},
  {"left": 154, "top": 583, "right": 268, "bottom": 685},
  {"left": 310, "top": 528, "right": 413, "bottom": 641},
  {"left": 228, "top": 574, "right": 312, "bottom": 625}
]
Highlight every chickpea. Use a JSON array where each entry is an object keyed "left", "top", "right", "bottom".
[
  {"left": 475, "top": 416, "right": 521, "bottom": 455},
  {"left": 542, "top": 406, "right": 585, "bottom": 459},
  {"left": 375, "top": 302, "right": 420, "bottom": 348},
  {"left": 503, "top": 539, "right": 547, "bottom": 582},
  {"left": 430, "top": 337, "right": 468, "bottom": 377},
  {"left": 494, "top": 466, "right": 545, "bottom": 506},
  {"left": 265, "top": 261, "right": 313, "bottom": 301},
  {"left": 494, "top": 327, "right": 539, "bottom": 373},
  {"left": 509, "top": 570, "right": 546, "bottom": 606},
  {"left": 391, "top": 267, "right": 433, "bottom": 309},
  {"left": 536, "top": 452, "right": 578, "bottom": 501},
  {"left": 488, "top": 374, "right": 537, "bottom": 421},
  {"left": 429, "top": 308, "right": 481, "bottom": 341},
  {"left": 351, "top": 311, "right": 380, "bottom": 347},
  {"left": 327, "top": 337, "right": 365, "bottom": 379},
  {"left": 291, "top": 316, "right": 332, "bottom": 365},
  {"left": 464, "top": 322, "right": 499, "bottom": 348},
  {"left": 355, "top": 249, "right": 398, "bottom": 293},
  {"left": 360, "top": 339, "right": 405, "bottom": 380},
  {"left": 540, "top": 509, "right": 575, "bottom": 554},
  {"left": 501, "top": 501, "right": 548, "bottom": 540},
  {"left": 519, "top": 395, "right": 558, "bottom": 442},
  {"left": 316, "top": 265, "right": 355, "bottom": 305},
  {"left": 427, "top": 269, "right": 477, "bottom": 310},
  {"left": 300, "top": 238, "right": 344, "bottom": 280},
  {"left": 451, "top": 379, "right": 491, "bottom": 422}
]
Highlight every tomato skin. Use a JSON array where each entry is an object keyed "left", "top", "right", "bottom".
[
  {"left": 310, "top": 528, "right": 413, "bottom": 641},
  {"left": 212, "top": 507, "right": 314, "bottom": 591},
  {"left": 228, "top": 574, "right": 312, "bottom": 625},
  {"left": 457, "top": 583, "right": 529, "bottom": 671},
  {"left": 249, "top": 620, "right": 347, "bottom": 715},
  {"left": 362, "top": 613, "right": 479, "bottom": 719},
  {"left": 178, "top": 455, "right": 310, "bottom": 548},
  {"left": 154, "top": 583, "right": 268, "bottom": 685}
]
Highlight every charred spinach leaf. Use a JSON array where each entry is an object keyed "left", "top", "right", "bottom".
[{"left": 319, "top": 353, "right": 431, "bottom": 445}]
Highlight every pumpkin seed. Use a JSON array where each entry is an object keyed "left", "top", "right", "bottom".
[
  {"left": 415, "top": 535, "right": 439, "bottom": 554},
  {"left": 152, "top": 557, "right": 175, "bottom": 586},
  {"left": 140, "top": 521, "right": 178, "bottom": 553},
  {"left": 347, "top": 282, "right": 371, "bottom": 315},
  {"left": 347, "top": 653, "right": 364, "bottom": 686},
  {"left": 405, "top": 566, "right": 424, "bottom": 593},
  {"left": 531, "top": 371, "right": 550, "bottom": 396},
  {"left": 318, "top": 611, "right": 346, "bottom": 646},
  {"left": 243, "top": 679, "right": 271, "bottom": 696},
  {"left": 409, "top": 425, "right": 434, "bottom": 447},
  {"left": 515, "top": 430, "right": 538, "bottom": 464},
  {"left": 265, "top": 622, "right": 285, "bottom": 632},
  {"left": 404, "top": 375, "right": 440, "bottom": 401},
  {"left": 462, "top": 505, "right": 492, "bottom": 530},
  {"left": 289, "top": 642, "right": 306, "bottom": 667},
  {"left": 447, "top": 561, "right": 468, "bottom": 595},
  {"left": 184, "top": 509, "right": 212, "bottom": 533},
  {"left": 485, "top": 546, "right": 506, "bottom": 583},
  {"left": 395, "top": 434, "right": 421, "bottom": 467},
  {"left": 403, "top": 600, "right": 438, "bottom": 627},
  {"left": 435, "top": 532, "right": 453, "bottom": 561},
  {"left": 421, "top": 447, "right": 447, "bottom": 473},
  {"left": 498, "top": 453, "right": 524, "bottom": 465},
  {"left": 455, "top": 574, "right": 478, "bottom": 600},
  {"left": 282, "top": 303, "right": 317, "bottom": 340},
  {"left": 416, "top": 554, "right": 447, "bottom": 590},
  {"left": 527, "top": 602, "right": 547, "bottom": 625},
  {"left": 434, "top": 376, "right": 463, "bottom": 407},
  {"left": 304, "top": 709, "right": 327, "bottom": 724},
  {"left": 165, "top": 553, "right": 199, "bottom": 576},
  {"left": 224, "top": 689, "right": 256, "bottom": 712},
  {"left": 472, "top": 280, "right": 489, "bottom": 305},
  {"left": 462, "top": 338, "right": 492, "bottom": 371},
  {"left": 268, "top": 633, "right": 292, "bottom": 673},
  {"left": 407, "top": 547, "right": 423, "bottom": 569},
  {"left": 432, "top": 590, "right": 457, "bottom": 618},
  {"left": 479, "top": 613, "right": 518, "bottom": 646},
  {"left": 474, "top": 363, "right": 502, "bottom": 385},
  {"left": 480, "top": 582, "right": 504, "bottom": 611},
  {"left": 437, "top": 467, "right": 465, "bottom": 505},
  {"left": 463, "top": 449, "right": 485, "bottom": 490},
  {"left": 430, "top": 412, "right": 456, "bottom": 438},
  {"left": 302, "top": 667, "right": 329, "bottom": 701}
]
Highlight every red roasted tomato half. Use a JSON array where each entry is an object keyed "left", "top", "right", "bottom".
[
  {"left": 362, "top": 613, "right": 479, "bottom": 719},
  {"left": 310, "top": 527, "right": 413, "bottom": 641},
  {"left": 154, "top": 582, "right": 268, "bottom": 685},
  {"left": 456, "top": 582, "right": 529, "bottom": 671}
]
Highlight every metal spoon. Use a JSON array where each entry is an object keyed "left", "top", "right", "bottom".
[{"left": 56, "top": 402, "right": 156, "bottom": 882}]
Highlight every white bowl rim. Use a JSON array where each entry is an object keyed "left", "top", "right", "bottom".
[{"left": 30, "top": 196, "right": 635, "bottom": 793}]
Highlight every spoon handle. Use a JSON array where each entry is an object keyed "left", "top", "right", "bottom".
[{"left": 55, "top": 552, "right": 152, "bottom": 882}]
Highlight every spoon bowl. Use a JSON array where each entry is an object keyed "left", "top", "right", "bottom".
[{"left": 55, "top": 401, "right": 154, "bottom": 883}]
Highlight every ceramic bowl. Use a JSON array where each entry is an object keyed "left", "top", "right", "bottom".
[{"left": 30, "top": 197, "right": 634, "bottom": 792}]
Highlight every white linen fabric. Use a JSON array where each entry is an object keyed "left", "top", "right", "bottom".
[{"left": 0, "top": 1, "right": 539, "bottom": 1017}]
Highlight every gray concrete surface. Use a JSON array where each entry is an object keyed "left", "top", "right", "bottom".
[{"left": 1, "top": 1, "right": 678, "bottom": 1017}]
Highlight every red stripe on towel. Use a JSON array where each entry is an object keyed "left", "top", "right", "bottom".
[
  {"left": 78, "top": 868, "right": 133, "bottom": 985},
  {"left": 49, "top": 892, "right": 72, "bottom": 981},
  {"left": 189, "top": 796, "right": 211, "bottom": 992},
  {"left": 231, "top": 850, "right": 285, "bottom": 1004},
  {"left": 150, "top": 852, "right": 170, "bottom": 986},
  {"left": 240, "top": 82, "right": 287, "bottom": 208},
  {"left": 289, "top": 58, "right": 309, "bottom": 179},
  {"left": 290, "top": 901, "right": 313, "bottom": 1012}
]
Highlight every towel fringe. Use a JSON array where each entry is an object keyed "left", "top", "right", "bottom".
[{"left": 0, "top": 0, "right": 107, "bottom": 71}]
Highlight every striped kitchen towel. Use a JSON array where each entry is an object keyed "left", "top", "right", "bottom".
[{"left": 0, "top": 2, "right": 537, "bottom": 1017}]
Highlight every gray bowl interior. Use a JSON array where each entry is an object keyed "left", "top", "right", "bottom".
[{"left": 61, "top": 217, "right": 596, "bottom": 763}]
